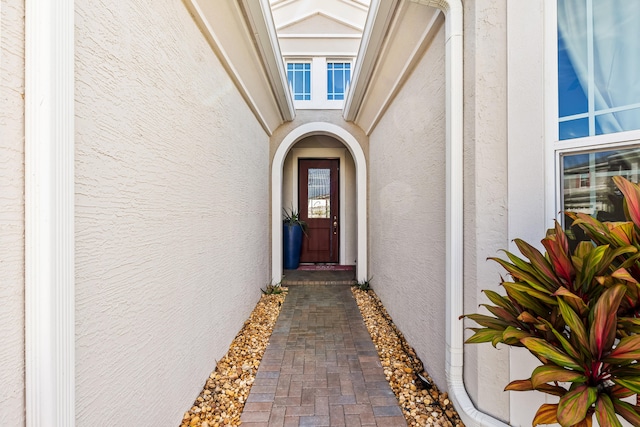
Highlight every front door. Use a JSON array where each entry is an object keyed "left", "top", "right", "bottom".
[{"left": 299, "top": 159, "right": 339, "bottom": 263}]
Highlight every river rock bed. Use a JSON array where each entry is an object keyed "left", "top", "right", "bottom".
[
  {"left": 352, "top": 288, "right": 465, "bottom": 427},
  {"left": 180, "top": 286, "right": 464, "bottom": 427},
  {"left": 179, "top": 291, "right": 287, "bottom": 427}
]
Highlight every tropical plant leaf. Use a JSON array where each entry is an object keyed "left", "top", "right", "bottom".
[
  {"left": 517, "top": 311, "right": 538, "bottom": 324},
  {"left": 589, "top": 284, "right": 626, "bottom": 358},
  {"left": 557, "top": 385, "right": 597, "bottom": 427},
  {"left": 503, "top": 326, "right": 531, "bottom": 341},
  {"left": 532, "top": 403, "right": 559, "bottom": 426},
  {"left": 543, "top": 233, "right": 574, "bottom": 286},
  {"left": 503, "top": 282, "right": 551, "bottom": 316},
  {"left": 595, "top": 394, "right": 623, "bottom": 427},
  {"left": 610, "top": 384, "right": 636, "bottom": 398},
  {"left": 557, "top": 298, "right": 589, "bottom": 352},
  {"left": 612, "top": 398, "right": 640, "bottom": 426},
  {"left": 514, "top": 238, "right": 562, "bottom": 289},
  {"left": 504, "top": 378, "right": 533, "bottom": 392},
  {"left": 481, "top": 304, "right": 519, "bottom": 324},
  {"left": 614, "top": 176, "right": 640, "bottom": 228},
  {"left": 578, "top": 244, "right": 609, "bottom": 289},
  {"left": 465, "top": 328, "right": 504, "bottom": 346},
  {"left": 537, "top": 383, "right": 569, "bottom": 397},
  {"left": 612, "top": 267, "right": 639, "bottom": 284},
  {"left": 530, "top": 365, "right": 586, "bottom": 389},
  {"left": 608, "top": 221, "right": 634, "bottom": 246},
  {"left": 568, "top": 211, "right": 616, "bottom": 246},
  {"left": 604, "top": 333, "right": 640, "bottom": 364},
  {"left": 482, "top": 289, "right": 515, "bottom": 310},
  {"left": 491, "top": 255, "right": 555, "bottom": 294},
  {"left": 521, "top": 337, "right": 583, "bottom": 371},
  {"left": 463, "top": 313, "right": 509, "bottom": 330},
  {"left": 612, "top": 377, "right": 640, "bottom": 395}
]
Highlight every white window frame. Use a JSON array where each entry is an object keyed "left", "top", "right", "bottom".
[
  {"left": 286, "top": 59, "right": 312, "bottom": 103},
  {"left": 545, "top": 2, "right": 640, "bottom": 226},
  {"left": 285, "top": 57, "right": 354, "bottom": 110},
  {"left": 326, "top": 60, "right": 352, "bottom": 101}
]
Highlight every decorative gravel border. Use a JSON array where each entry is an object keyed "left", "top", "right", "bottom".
[
  {"left": 180, "top": 286, "right": 464, "bottom": 427},
  {"left": 179, "top": 291, "right": 287, "bottom": 427},
  {"left": 352, "top": 288, "right": 465, "bottom": 427}
]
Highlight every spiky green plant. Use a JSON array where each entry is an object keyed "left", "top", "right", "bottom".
[
  {"left": 463, "top": 176, "right": 640, "bottom": 427},
  {"left": 353, "top": 276, "right": 373, "bottom": 291}
]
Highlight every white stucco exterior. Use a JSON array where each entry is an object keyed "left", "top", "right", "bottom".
[
  {"left": 369, "top": 17, "right": 448, "bottom": 389},
  {"left": 7, "top": 0, "right": 636, "bottom": 425},
  {"left": 73, "top": 0, "right": 270, "bottom": 424},
  {"left": 0, "top": 0, "right": 25, "bottom": 424}
]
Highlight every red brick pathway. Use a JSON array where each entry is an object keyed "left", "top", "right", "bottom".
[{"left": 240, "top": 285, "right": 407, "bottom": 427}]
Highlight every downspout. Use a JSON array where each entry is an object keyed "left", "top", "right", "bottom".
[{"left": 436, "top": 1, "right": 511, "bottom": 426}]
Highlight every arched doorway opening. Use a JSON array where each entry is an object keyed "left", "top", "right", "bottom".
[{"left": 272, "top": 122, "right": 367, "bottom": 282}]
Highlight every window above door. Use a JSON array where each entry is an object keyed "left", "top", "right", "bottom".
[{"left": 285, "top": 57, "right": 353, "bottom": 109}]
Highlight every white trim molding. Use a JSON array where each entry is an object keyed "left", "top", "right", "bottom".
[
  {"left": 272, "top": 123, "right": 368, "bottom": 282},
  {"left": 25, "top": 0, "right": 76, "bottom": 425}
]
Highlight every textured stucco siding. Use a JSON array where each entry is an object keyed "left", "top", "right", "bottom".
[
  {"left": 462, "top": 0, "right": 510, "bottom": 421},
  {"left": 368, "top": 26, "right": 448, "bottom": 389},
  {"left": 74, "top": 1, "right": 269, "bottom": 425},
  {"left": 0, "top": 0, "right": 25, "bottom": 425}
]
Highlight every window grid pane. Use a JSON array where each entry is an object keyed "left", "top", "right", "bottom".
[
  {"left": 287, "top": 62, "right": 311, "bottom": 101},
  {"left": 557, "top": 1, "right": 640, "bottom": 140},
  {"left": 327, "top": 62, "right": 351, "bottom": 101}
]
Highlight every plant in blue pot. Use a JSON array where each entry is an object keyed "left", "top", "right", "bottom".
[{"left": 283, "top": 207, "right": 307, "bottom": 270}]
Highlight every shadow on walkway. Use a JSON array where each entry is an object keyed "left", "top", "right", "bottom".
[{"left": 240, "top": 286, "right": 407, "bottom": 426}]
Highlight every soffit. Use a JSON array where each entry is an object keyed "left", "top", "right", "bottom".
[
  {"left": 183, "top": 0, "right": 294, "bottom": 134},
  {"left": 271, "top": 0, "right": 369, "bottom": 33},
  {"left": 343, "top": 0, "right": 443, "bottom": 134}
]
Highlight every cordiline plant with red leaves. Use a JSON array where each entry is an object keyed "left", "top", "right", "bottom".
[{"left": 463, "top": 176, "right": 640, "bottom": 427}]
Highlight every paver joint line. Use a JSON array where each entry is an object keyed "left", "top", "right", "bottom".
[{"left": 241, "top": 286, "right": 407, "bottom": 426}]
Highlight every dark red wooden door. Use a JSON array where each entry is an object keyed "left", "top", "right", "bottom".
[{"left": 299, "top": 159, "right": 339, "bottom": 263}]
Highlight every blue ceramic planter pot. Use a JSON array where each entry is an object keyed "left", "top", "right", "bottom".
[{"left": 283, "top": 223, "right": 303, "bottom": 269}]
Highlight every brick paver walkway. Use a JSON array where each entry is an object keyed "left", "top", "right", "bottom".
[{"left": 240, "top": 285, "right": 407, "bottom": 427}]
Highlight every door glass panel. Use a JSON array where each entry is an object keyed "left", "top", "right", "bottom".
[{"left": 308, "top": 168, "right": 330, "bottom": 218}]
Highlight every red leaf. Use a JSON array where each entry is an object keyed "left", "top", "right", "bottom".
[
  {"left": 543, "top": 231, "right": 574, "bottom": 285},
  {"left": 606, "top": 335, "right": 640, "bottom": 364},
  {"left": 595, "top": 394, "right": 623, "bottom": 427},
  {"left": 589, "top": 285, "right": 626, "bottom": 359},
  {"left": 612, "top": 399, "right": 640, "bottom": 426},
  {"left": 557, "top": 385, "right": 597, "bottom": 427},
  {"left": 611, "top": 268, "right": 639, "bottom": 284},
  {"left": 504, "top": 379, "right": 533, "bottom": 392},
  {"left": 614, "top": 176, "right": 640, "bottom": 228},
  {"left": 531, "top": 365, "right": 586, "bottom": 389},
  {"left": 521, "top": 337, "right": 582, "bottom": 370},
  {"left": 532, "top": 404, "right": 559, "bottom": 426}
]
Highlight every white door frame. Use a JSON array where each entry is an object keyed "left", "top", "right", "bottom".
[
  {"left": 290, "top": 148, "right": 347, "bottom": 265},
  {"left": 272, "top": 122, "right": 367, "bottom": 282}
]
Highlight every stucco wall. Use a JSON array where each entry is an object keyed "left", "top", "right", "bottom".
[
  {"left": 461, "top": 0, "right": 510, "bottom": 421},
  {"left": 368, "top": 24, "right": 448, "bottom": 389},
  {"left": 0, "top": 0, "right": 25, "bottom": 425},
  {"left": 506, "top": 2, "right": 548, "bottom": 425},
  {"left": 74, "top": 1, "right": 270, "bottom": 425}
]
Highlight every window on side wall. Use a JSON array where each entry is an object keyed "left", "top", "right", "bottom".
[
  {"left": 557, "top": 0, "right": 640, "bottom": 235},
  {"left": 287, "top": 62, "right": 311, "bottom": 101},
  {"left": 327, "top": 62, "right": 351, "bottom": 101}
]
